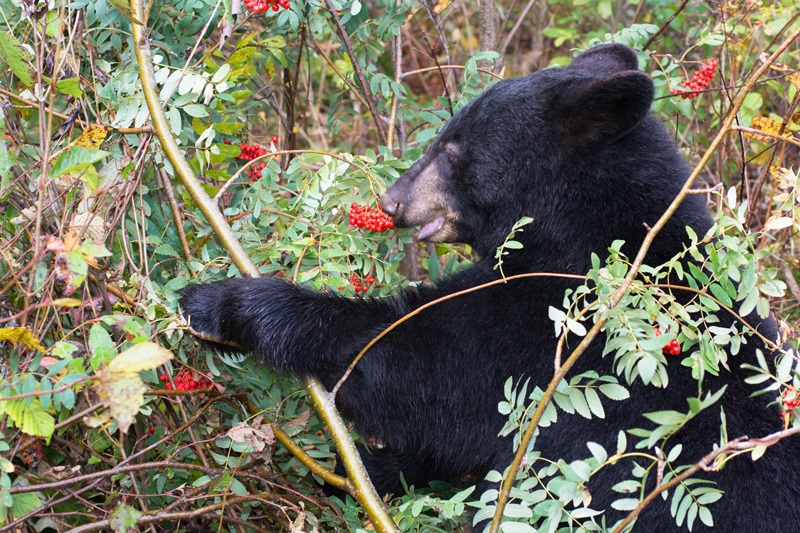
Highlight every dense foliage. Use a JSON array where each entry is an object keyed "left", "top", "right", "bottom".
[{"left": 0, "top": 0, "right": 798, "bottom": 531}]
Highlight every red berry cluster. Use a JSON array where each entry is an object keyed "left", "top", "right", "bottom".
[
  {"left": 654, "top": 327, "right": 681, "bottom": 355},
  {"left": 159, "top": 371, "right": 216, "bottom": 391},
  {"left": 226, "top": 138, "right": 279, "bottom": 179},
  {"left": 348, "top": 203, "right": 394, "bottom": 232},
  {"left": 669, "top": 59, "right": 718, "bottom": 99},
  {"left": 244, "top": 0, "right": 289, "bottom": 12},
  {"left": 338, "top": 274, "right": 375, "bottom": 292},
  {"left": 782, "top": 386, "right": 799, "bottom": 420}
]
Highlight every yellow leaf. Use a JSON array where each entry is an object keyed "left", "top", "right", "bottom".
[
  {"left": 0, "top": 327, "right": 45, "bottom": 352},
  {"left": 789, "top": 72, "right": 800, "bottom": 91},
  {"left": 72, "top": 125, "right": 108, "bottom": 149},
  {"left": 51, "top": 298, "right": 82, "bottom": 307},
  {"left": 751, "top": 444, "right": 767, "bottom": 461},
  {"left": 433, "top": 0, "right": 451, "bottom": 13},
  {"left": 108, "top": 342, "right": 173, "bottom": 373},
  {"left": 744, "top": 116, "right": 783, "bottom": 144},
  {"left": 770, "top": 166, "right": 795, "bottom": 189}
]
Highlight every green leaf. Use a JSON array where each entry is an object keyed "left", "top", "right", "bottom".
[
  {"left": 183, "top": 104, "right": 209, "bottom": 118},
  {"left": 55, "top": 78, "right": 83, "bottom": 97},
  {"left": 698, "top": 506, "right": 714, "bottom": 527},
  {"left": 110, "top": 503, "right": 143, "bottom": 533},
  {"left": 107, "top": 0, "right": 143, "bottom": 24},
  {"left": 585, "top": 387, "right": 605, "bottom": 418},
  {"left": 11, "top": 492, "right": 40, "bottom": 518},
  {"left": 739, "top": 287, "right": 759, "bottom": 317},
  {"left": 643, "top": 410, "right": 686, "bottom": 426},
  {"left": 0, "top": 33, "right": 34, "bottom": 86},
  {"left": 500, "top": 523, "right": 535, "bottom": 533},
  {"left": 89, "top": 324, "right": 116, "bottom": 372},
  {"left": 638, "top": 355, "right": 658, "bottom": 385},
  {"left": 569, "top": 387, "right": 591, "bottom": 419},
  {"left": 566, "top": 318, "right": 586, "bottom": 336},
  {"left": 709, "top": 283, "right": 732, "bottom": 308},
  {"left": 50, "top": 147, "right": 110, "bottom": 178},
  {"left": 4, "top": 399, "right": 55, "bottom": 439},
  {"left": 611, "top": 498, "right": 639, "bottom": 511},
  {"left": 599, "top": 383, "right": 630, "bottom": 401},
  {"left": 586, "top": 441, "right": 607, "bottom": 464}
]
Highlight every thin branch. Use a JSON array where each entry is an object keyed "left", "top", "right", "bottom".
[
  {"left": 612, "top": 426, "right": 800, "bottom": 533},
  {"left": 322, "top": 0, "right": 387, "bottom": 145},
  {"left": 643, "top": 0, "right": 690, "bottom": 50}
]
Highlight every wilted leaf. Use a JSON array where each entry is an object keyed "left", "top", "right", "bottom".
[
  {"left": 0, "top": 327, "right": 45, "bottom": 352},
  {"left": 73, "top": 125, "right": 108, "bottom": 149},
  {"left": 92, "top": 372, "right": 147, "bottom": 433},
  {"left": 50, "top": 298, "right": 82, "bottom": 307},
  {"left": 108, "top": 342, "right": 173, "bottom": 373},
  {"left": 744, "top": 116, "right": 783, "bottom": 144}
]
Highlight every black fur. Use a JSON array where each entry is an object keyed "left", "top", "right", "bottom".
[{"left": 181, "top": 44, "right": 799, "bottom": 531}]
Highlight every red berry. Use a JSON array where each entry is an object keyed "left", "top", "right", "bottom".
[{"left": 271, "top": 136, "right": 278, "bottom": 144}]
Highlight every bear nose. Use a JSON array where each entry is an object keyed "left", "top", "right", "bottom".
[{"left": 379, "top": 191, "right": 400, "bottom": 217}]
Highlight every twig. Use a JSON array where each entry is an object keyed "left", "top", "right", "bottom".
[
  {"left": 401, "top": 64, "right": 504, "bottom": 81},
  {"left": 499, "top": 0, "right": 538, "bottom": 59},
  {"left": 322, "top": 0, "right": 387, "bottom": 145},
  {"left": 612, "top": 426, "right": 800, "bottom": 533},
  {"left": 330, "top": 272, "right": 585, "bottom": 397},
  {"left": 0, "top": 87, "right": 155, "bottom": 134},
  {"left": 643, "top": 0, "right": 690, "bottom": 50}
]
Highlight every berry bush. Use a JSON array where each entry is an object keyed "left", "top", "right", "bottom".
[{"left": 0, "top": 0, "right": 797, "bottom": 532}]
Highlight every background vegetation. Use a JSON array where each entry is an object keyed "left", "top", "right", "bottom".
[{"left": 0, "top": 0, "right": 798, "bottom": 531}]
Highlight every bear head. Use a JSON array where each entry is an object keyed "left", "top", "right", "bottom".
[{"left": 380, "top": 43, "right": 704, "bottom": 272}]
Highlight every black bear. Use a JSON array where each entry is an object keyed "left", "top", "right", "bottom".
[{"left": 180, "top": 44, "right": 799, "bottom": 531}]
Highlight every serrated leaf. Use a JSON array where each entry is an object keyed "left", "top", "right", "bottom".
[
  {"left": 698, "top": 505, "right": 714, "bottom": 527},
  {"left": 89, "top": 324, "right": 116, "bottom": 372},
  {"left": 585, "top": 387, "right": 605, "bottom": 418},
  {"left": 108, "top": 342, "right": 173, "bottom": 373},
  {"left": 586, "top": 441, "right": 608, "bottom": 464},
  {"left": 599, "top": 383, "right": 629, "bottom": 401},
  {"left": 50, "top": 147, "right": 109, "bottom": 178},
  {"left": 4, "top": 399, "right": 55, "bottom": 439},
  {"left": 0, "top": 33, "right": 34, "bottom": 86},
  {"left": 569, "top": 387, "right": 591, "bottom": 419}
]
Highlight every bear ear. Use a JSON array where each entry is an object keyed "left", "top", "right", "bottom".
[
  {"left": 556, "top": 70, "right": 654, "bottom": 147},
  {"left": 567, "top": 43, "right": 640, "bottom": 76}
]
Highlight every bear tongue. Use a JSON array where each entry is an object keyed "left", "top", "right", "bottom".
[{"left": 417, "top": 216, "right": 445, "bottom": 240}]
